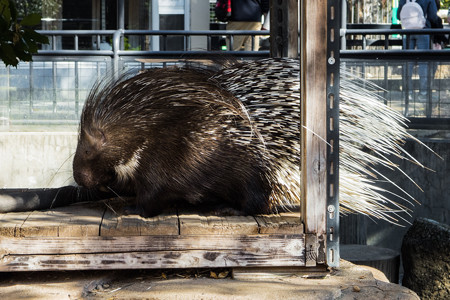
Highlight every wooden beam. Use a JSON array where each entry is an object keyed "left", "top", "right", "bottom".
[
  {"left": 270, "top": 0, "right": 299, "bottom": 58},
  {"left": 300, "top": 0, "right": 328, "bottom": 246},
  {"left": 0, "top": 235, "right": 305, "bottom": 271}
]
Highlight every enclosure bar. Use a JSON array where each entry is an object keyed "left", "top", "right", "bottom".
[{"left": 325, "top": 0, "right": 340, "bottom": 268}]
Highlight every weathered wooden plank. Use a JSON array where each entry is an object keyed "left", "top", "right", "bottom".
[
  {"left": 17, "top": 205, "right": 105, "bottom": 237},
  {"left": 100, "top": 208, "right": 179, "bottom": 236},
  {"left": 0, "top": 245, "right": 305, "bottom": 272},
  {"left": 300, "top": 0, "right": 328, "bottom": 238},
  {"left": 255, "top": 212, "right": 302, "bottom": 234},
  {"left": 0, "top": 211, "right": 33, "bottom": 237},
  {"left": 0, "top": 235, "right": 305, "bottom": 271},
  {"left": 179, "top": 213, "right": 259, "bottom": 235},
  {"left": 0, "top": 235, "right": 304, "bottom": 255}
]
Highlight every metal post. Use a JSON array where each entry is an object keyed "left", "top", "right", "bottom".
[
  {"left": 118, "top": 0, "right": 125, "bottom": 29},
  {"left": 75, "top": 61, "right": 79, "bottom": 117},
  {"left": 29, "top": 63, "right": 33, "bottom": 116},
  {"left": 340, "top": 0, "right": 347, "bottom": 50},
  {"left": 118, "top": 0, "right": 125, "bottom": 52},
  {"left": 112, "top": 30, "right": 122, "bottom": 78},
  {"left": 326, "top": 0, "right": 340, "bottom": 268},
  {"left": 52, "top": 62, "right": 57, "bottom": 114}
]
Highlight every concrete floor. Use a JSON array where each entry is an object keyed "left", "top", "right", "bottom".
[{"left": 0, "top": 260, "right": 418, "bottom": 299}]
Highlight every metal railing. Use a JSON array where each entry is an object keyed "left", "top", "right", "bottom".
[
  {"left": 341, "top": 28, "right": 450, "bottom": 126},
  {"left": 1, "top": 28, "right": 449, "bottom": 129},
  {"left": 0, "top": 29, "right": 270, "bottom": 129}
]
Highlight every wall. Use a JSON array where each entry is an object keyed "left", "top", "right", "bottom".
[{"left": 0, "top": 132, "right": 77, "bottom": 188}]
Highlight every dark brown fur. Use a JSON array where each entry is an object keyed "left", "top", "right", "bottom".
[{"left": 72, "top": 67, "right": 274, "bottom": 217}]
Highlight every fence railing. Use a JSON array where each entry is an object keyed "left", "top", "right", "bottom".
[
  {"left": 340, "top": 27, "right": 450, "bottom": 126},
  {"left": 1, "top": 28, "right": 449, "bottom": 130}
]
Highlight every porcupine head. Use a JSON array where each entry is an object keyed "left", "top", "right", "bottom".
[{"left": 72, "top": 68, "right": 274, "bottom": 217}]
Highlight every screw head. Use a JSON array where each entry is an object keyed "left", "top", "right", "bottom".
[{"left": 327, "top": 205, "right": 335, "bottom": 213}]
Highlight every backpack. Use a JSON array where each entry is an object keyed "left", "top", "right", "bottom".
[
  {"left": 400, "top": 0, "right": 426, "bottom": 29},
  {"left": 215, "top": 0, "right": 232, "bottom": 22}
]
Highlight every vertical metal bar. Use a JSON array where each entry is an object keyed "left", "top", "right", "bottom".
[
  {"left": 97, "top": 35, "right": 101, "bottom": 50},
  {"left": 426, "top": 61, "right": 432, "bottom": 118},
  {"left": 101, "top": 0, "right": 106, "bottom": 30},
  {"left": 384, "top": 62, "right": 389, "bottom": 105},
  {"left": 162, "top": 35, "right": 167, "bottom": 51},
  {"left": 74, "top": 35, "right": 79, "bottom": 51},
  {"left": 151, "top": 0, "right": 160, "bottom": 51},
  {"left": 118, "top": 0, "right": 125, "bottom": 29},
  {"left": 326, "top": 0, "right": 340, "bottom": 269},
  {"left": 113, "top": 30, "right": 122, "bottom": 79},
  {"left": 118, "top": 0, "right": 125, "bottom": 51},
  {"left": 404, "top": 61, "right": 410, "bottom": 116},
  {"left": 184, "top": 35, "right": 189, "bottom": 51},
  {"left": 29, "top": 63, "right": 33, "bottom": 116},
  {"left": 7, "top": 65, "right": 11, "bottom": 123},
  {"left": 52, "top": 62, "right": 57, "bottom": 113},
  {"left": 340, "top": 0, "right": 347, "bottom": 50},
  {"left": 75, "top": 61, "right": 79, "bottom": 118}
]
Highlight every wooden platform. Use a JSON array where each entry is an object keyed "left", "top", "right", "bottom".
[{"left": 0, "top": 202, "right": 305, "bottom": 272}]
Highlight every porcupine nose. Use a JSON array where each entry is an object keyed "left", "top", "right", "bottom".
[{"left": 73, "top": 169, "right": 97, "bottom": 188}]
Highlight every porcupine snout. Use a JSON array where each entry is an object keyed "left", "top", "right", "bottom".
[{"left": 73, "top": 168, "right": 97, "bottom": 188}]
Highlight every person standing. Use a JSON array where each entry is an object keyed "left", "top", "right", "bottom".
[
  {"left": 226, "top": 0, "right": 269, "bottom": 51},
  {"left": 397, "top": 0, "right": 440, "bottom": 101}
]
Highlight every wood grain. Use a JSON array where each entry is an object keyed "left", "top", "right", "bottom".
[
  {"left": 179, "top": 213, "right": 259, "bottom": 235},
  {"left": 0, "top": 210, "right": 33, "bottom": 237},
  {"left": 255, "top": 212, "right": 303, "bottom": 234},
  {"left": 0, "top": 235, "right": 305, "bottom": 271},
  {"left": 101, "top": 209, "right": 179, "bottom": 236},
  {"left": 18, "top": 205, "right": 105, "bottom": 237},
  {"left": 300, "top": 0, "right": 328, "bottom": 238}
]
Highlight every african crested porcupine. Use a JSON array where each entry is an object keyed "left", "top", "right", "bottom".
[
  {"left": 73, "top": 60, "right": 299, "bottom": 217},
  {"left": 71, "top": 58, "right": 419, "bottom": 221}
]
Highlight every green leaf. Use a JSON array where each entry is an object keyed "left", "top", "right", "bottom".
[
  {"left": 20, "top": 13, "right": 41, "bottom": 26},
  {"left": 0, "top": 0, "right": 11, "bottom": 24},
  {"left": 0, "top": 42, "right": 19, "bottom": 67},
  {"left": 21, "top": 35, "right": 39, "bottom": 53},
  {"left": 24, "top": 28, "right": 49, "bottom": 44},
  {"left": 15, "top": 47, "right": 32, "bottom": 62}
]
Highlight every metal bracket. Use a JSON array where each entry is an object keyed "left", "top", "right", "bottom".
[{"left": 326, "top": 0, "right": 340, "bottom": 268}]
